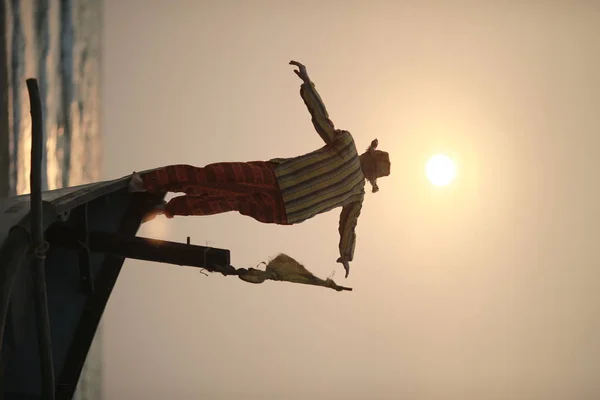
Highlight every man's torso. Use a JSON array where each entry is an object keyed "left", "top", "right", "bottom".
[{"left": 270, "top": 131, "right": 365, "bottom": 224}]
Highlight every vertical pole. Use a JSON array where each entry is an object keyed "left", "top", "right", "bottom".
[
  {"left": 0, "top": 0, "right": 9, "bottom": 197},
  {"left": 27, "top": 78, "right": 55, "bottom": 399}
]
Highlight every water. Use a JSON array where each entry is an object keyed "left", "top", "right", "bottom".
[
  {"left": 3, "top": 0, "right": 103, "bottom": 398},
  {"left": 5, "top": 0, "right": 102, "bottom": 195}
]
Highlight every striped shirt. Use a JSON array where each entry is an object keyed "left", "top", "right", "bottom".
[{"left": 270, "top": 81, "right": 365, "bottom": 262}]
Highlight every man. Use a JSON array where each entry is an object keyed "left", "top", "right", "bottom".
[{"left": 129, "top": 60, "right": 391, "bottom": 278}]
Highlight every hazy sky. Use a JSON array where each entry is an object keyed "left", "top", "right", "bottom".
[{"left": 101, "top": 2, "right": 600, "bottom": 399}]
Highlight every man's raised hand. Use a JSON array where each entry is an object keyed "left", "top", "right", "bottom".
[{"left": 289, "top": 60, "right": 310, "bottom": 83}]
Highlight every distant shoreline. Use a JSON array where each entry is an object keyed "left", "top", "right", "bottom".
[{"left": 0, "top": 0, "right": 9, "bottom": 198}]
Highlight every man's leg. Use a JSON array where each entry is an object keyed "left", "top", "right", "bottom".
[
  {"left": 140, "top": 162, "right": 288, "bottom": 224},
  {"left": 235, "top": 191, "right": 288, "bottom": 224},
  {"left": 137, "top": 162, "right": 279, "bottom": 195},
  {"left": 141, "top": 195, "right": 236, "bottom": 222},
  {"left": 162, "top": 194, "right": 238, "bottom": 218},
  {"left": 160, "top": 192, "right": 287, "bottom": 224}
]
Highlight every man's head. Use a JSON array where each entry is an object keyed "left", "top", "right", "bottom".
[{"left": 360, "top": 139, "right": 391, "bottom": 193}]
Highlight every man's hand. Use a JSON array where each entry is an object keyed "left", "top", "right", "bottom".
[
  {"left": 337, "top": 257, "right": 351, "bottom": 278},
  {"left": 289, "top": 60, "right": 310, "bottom": 83}
]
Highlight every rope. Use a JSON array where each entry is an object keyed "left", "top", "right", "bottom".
[
  {"left": 76, "top": 240, "right": 91, "bottom": 253},
  {"left": 32, "top": 241, "right": 50, "bottom": 259}
]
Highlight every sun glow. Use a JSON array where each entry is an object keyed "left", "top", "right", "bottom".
[{"left": 426, "top": 154, "right": 457, "bottom": 186}]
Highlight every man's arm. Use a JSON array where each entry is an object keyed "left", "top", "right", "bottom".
[
  {"left": 290, "top": 60, "right": 337, "bottom": 145},
  {"left": 337, "top": 199, "right": 363, "bottom": 278}
]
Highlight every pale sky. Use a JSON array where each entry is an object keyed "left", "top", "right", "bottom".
[{"left": 100, "top": 2, "right": 600, "bottom": 399}]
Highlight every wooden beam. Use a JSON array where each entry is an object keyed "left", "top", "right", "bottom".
[
  {"left": 88, "top": 231, "right": 232, "bottom": 274},
  {"left": 27, "top": 78, "right": 55, "bottom": 400}
]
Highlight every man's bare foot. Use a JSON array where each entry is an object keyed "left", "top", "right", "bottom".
[
  {"left": 142, "top": 202, "right": 168, "bottom": 223},
  {"left": 129, "top": 172, "right": 146, "bottom": 193}
]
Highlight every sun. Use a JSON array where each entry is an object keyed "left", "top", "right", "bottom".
[{"left": 426, "top": 154, "right": 457, "bottom": 186}]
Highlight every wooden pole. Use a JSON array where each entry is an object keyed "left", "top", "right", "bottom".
[
  {"left": 88, "top": 231, "right": 233, "bottom": 274},
  {"left": 27, "top": 78, "right": 55, "bottom": 399}
]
